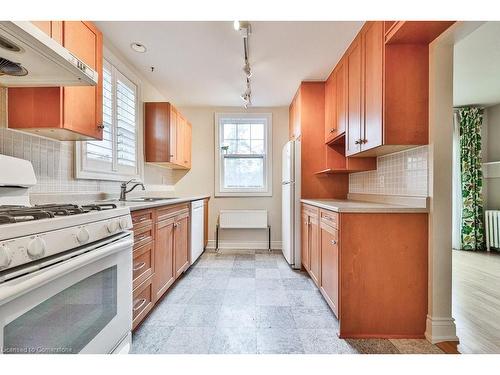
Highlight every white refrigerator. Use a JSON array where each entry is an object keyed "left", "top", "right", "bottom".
[{"left": 281, "top": 139, "right": 301, "bottom": 269}]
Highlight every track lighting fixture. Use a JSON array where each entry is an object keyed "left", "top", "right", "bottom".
[{"left": 234, "top": 21, "right": 253, "bottom": 108}]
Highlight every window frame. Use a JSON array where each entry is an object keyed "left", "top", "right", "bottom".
[
  {"left": 76, "top": 53, "right": 143, "bottom": 182},
  {"left": 214, "top": 112, "right": 273, "bottom": 197}
]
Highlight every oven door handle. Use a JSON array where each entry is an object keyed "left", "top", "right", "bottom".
[{"left": 0, "top": 232, "right": 133, "bottom": 307}]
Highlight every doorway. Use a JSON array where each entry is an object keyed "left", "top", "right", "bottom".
[{"left": 451, "top": 21, "right": 500, "bottom": 353}]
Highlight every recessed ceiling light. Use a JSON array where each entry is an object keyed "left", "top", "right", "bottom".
[{"left": 130, "top": 42, "right": 147, "bottom": 53}]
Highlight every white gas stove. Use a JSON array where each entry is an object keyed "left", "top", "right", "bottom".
[{"left": 0, "top": 154, "right": 133, "bottom": 354}]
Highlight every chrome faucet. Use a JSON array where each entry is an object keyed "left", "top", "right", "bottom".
[{"left": 120, "top": 179, "right": 145, "bottom": 201}]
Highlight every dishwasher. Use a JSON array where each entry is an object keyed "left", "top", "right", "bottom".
[{"left": 190, "top": 200, "right": 205, "bottom": 264}]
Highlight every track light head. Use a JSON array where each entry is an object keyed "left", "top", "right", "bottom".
[
  {"left": 233, "top": 21, "right": 251, "bottom": 37},
  {"left": 243, "top": 62, "right": 252, "bottom": 78}
]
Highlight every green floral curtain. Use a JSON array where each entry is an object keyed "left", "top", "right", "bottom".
[{"left": 458, "top": 107, "right": 485, "bottom": 251}]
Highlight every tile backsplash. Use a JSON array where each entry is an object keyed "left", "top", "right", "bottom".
[
  {"left": 349, "top": 146, "right": 429, "bottom": 197},
  {"left": 0, "top": 128, "right": 121, "bottom": 194}
]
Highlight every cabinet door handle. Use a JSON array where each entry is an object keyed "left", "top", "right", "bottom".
[
  {"left": 354, "top": 139, "right": 362, "bottom": 145},
  {"left": 331, "top": 239, "right": 337, "bottom": 245},
  {"left": 329, "top": 128, "right": 336, "bottom": 133},
  {"left": 362, "top": 138, "right": 368, "bottom": 144},
  {"left": 97, "top": 124, "right": 105, "bottom": 129},
  {"left": 133, "top": 262, "right": 146, "bottom": 272},
  {"left": 133, "top": 298, "right": 147, "bottom": 312}
]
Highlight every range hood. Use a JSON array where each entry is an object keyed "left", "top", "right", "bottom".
[{"left": 0, "top": 21, "right": 98, "bottom": 87}]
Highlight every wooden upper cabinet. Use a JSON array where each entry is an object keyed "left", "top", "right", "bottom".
[
  {"left": 335, "top": 59, "right": 347, "bottom": 138},
  {"left": 8, "top": 21, "right": 103, "bottom": 141},
  {"left": 184, "top": 121, "right": 192, "bottom": 169},
  {"left": 362, "top": 21, "right": 384, "bottom": 152},
  {"left": 325, "top": 57, "right": 347, "bottom": 144},
  {"left": 63, "top": 22, "right": 102, "bottom": 140},
  {"left": 346, "top": 35, "right": 363, "bottom": 157},
  {"left": 175, "top": 112, "right": 192, "bottom": 169},
  {"left": 342, "top": 21, "right": 435, "bottom": 157},
  {"left": 144, "top": 102, "right": 192, "bottom": 170},
  {"left": 324, "top": 70, "right": 337, "bottom": 143},
  {"left": 289, "top": 90, "right": 301, "bottom": 140},
  {"left": 31, "top": 21, "right": 51, "bottom": 35}
]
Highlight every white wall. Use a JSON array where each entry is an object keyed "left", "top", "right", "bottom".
[
  {"left": 167, "top": 106, "right": 289, "bottom": 249},
  {"left": 484, "top": 103, "right": 500, "bottom": 209}
]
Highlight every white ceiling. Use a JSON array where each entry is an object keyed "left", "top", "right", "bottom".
[
  {"left": 454, "top": 22, "right": 500, "bottom": 107},
  {"left": 95, "top": 21, "right": 363, "bottom": 107}
]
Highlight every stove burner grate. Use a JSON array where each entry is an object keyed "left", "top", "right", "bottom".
[{"left": 0, "top": 202, "right": 118, "bottom": 225}]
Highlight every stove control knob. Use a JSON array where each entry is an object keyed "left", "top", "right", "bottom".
[
  {"left": 119, "top": 218, "right": 129, "bottom": 230},
  {"left": 0, "top": 244, "right": 12, "bottom": 270},
  {"left": 27, "top": 237, "right": 46, "bottom": 260},
  {"left": 76, "top": 227, "right": 90, "bottom": 244},
  {"left": 106, "top": 220, "right": 118, "bottom": 234}
]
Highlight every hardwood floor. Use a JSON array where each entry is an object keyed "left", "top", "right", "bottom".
[{"left": 453, "top": 249, "right": 500, "bottom": 353}]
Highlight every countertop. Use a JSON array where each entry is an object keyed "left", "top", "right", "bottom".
[
  {"left": 300, "top": 199, "right": 428, "bottom": 213},
  {"left": 105, "top": 195, "right": 211, "bottom": 211}
]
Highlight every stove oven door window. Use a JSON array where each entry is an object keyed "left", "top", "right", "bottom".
[{"left": 0, "top": 237, "right": 132, "bottom": 354}]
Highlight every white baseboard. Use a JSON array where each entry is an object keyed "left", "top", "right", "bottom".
[
  {"left": 424, "top": 315, "right": 459, "bottom": 344},
  {"left": 206, "top": 240, "right": 282, "bottom": 251}
]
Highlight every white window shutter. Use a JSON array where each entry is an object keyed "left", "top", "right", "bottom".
[
  {"left": 116, "top": 72, "right": 137, "bottom": 169},
  {"left": 86, "top": 65, "right": 113, "bottom": 164}
]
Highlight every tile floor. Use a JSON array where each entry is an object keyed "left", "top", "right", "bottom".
[{"left": 132, "top": 250, "right": 443, "bottom": 354}]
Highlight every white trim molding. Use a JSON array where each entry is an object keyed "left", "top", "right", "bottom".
[
  {"left": 425, "top": 315, "right": 459, "bottom": 344},
  {"left": 206, "top": 240, "right": 282, "bottom": 251},
  {"left": 214, "top": 112, "right": 273, "bottom": 197}
]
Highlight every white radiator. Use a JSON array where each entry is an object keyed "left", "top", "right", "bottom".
[
  {"left": 219, "top": 210, "right": 268, "bottom": 228},
  {"left": 485, "top": 210, "right": 500, "bottom": 251}
]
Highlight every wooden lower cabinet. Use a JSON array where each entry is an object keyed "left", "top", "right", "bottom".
[
  {"left": 131, "top": 203, "right": 191, "bottom": 330},
  {"left": 301, "top": 210, "right": 310, "bottom": 271},
  {"left": 132, "top": 241, "right": 154, "bottom": 290},
  {"left": 309, "top": 215, "right": 321, "bottom": 287},
  {"left": 301, "top": 205, "right": 320, "bottom": 287},
  {"left": 173, "top": 211, "right": 190, "bottom": 277},
  {"left": 319, "top": 219, "right": 339, "bottom": 318},
  {"left": 153, "top": 216, "right": 175, "bottom": 301},
  {"left": 132, "top": 275, "right": 154, "bottom": 330},
  {"left": 301, "top": 203, "right": 428, "bottom": 338}
]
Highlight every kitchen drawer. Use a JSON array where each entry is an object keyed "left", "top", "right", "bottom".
[
  {"left": 320, "top": 209, "right": 339, "bottom": 229},
  {"left": 133, "top": 241, "right": 154, "bottom": 289},
  {"left": 131, "top": 209, "right": 154, "bottom": 231},
  {"left": 156, "top": 203, "right": 189, "bottom": 222},
  {"left": 132, "top": 274, "right": 154, "bottom": 331},
  {"left": 133, "top": 225, "right": 154, "bottom": 249},
  {"left": 302, "top": 204, "right": 319, "bottom": 218}
]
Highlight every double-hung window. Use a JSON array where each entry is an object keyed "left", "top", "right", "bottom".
[
  {"left": 77, "top": 59, "right": 140, "bottom": 181},
  {"left": 215, "top": 113, "right": 272, "bottom": 197}
]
